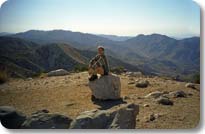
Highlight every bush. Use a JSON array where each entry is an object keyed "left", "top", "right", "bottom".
[
  {"left": 31, "top": 71, "right": 47, "bottom": 78},
  {"left": 74, "top": 64, "right": 88, "bottom": 72},
  {"left": 0, "top": 70, "right": 8, "bottom": 84},
  {"left": 110, "top": 66, "right": 125, "bottom": 74}
]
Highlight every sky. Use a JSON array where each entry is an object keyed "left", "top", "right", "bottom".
[{"left": 0, "top": 0, "right": 200, "bottom": 37}]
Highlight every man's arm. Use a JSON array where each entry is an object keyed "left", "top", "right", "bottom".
[
  {"left": 89, "top": 55, "right": 100, "bottom": 68},
  {"left": 103, "top": 55, "right": 110, "bottom": 73}
]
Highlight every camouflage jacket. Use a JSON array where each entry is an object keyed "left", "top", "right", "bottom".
[{"left": 89, "top": 54, "right": 109, "bottom": 74}]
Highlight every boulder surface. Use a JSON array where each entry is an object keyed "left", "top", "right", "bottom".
[
  {"left": 47, "top": 69, "right": 69, "bottom": 77},
  {"left": 21, "top": 110, "right": 72, "bottom": 129},
  {"left": 0, "top": 106, "right": 26, "bottom": 129},
  {"left": 88, "top": 74, "right": 121, "bottom": 100},
  {"left": 135, "top": 80, "right": 149, "bottom": 88},
  {"left": 70, "top": 103, "right": 139, "bottom": 129}
]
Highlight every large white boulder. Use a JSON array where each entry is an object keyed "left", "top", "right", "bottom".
[
  {"left": 88, "top": 74, "right": 121, "bottom": 100},
  {"left": 70, "top": 103, "right": 139, "bottom": 129},
  {"left": 47, "top": 69, "right": 69, "bottom": 77}
]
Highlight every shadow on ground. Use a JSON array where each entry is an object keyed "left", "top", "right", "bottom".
[{"left": 91, "top": 96, "right": 127, "bottom": 110}]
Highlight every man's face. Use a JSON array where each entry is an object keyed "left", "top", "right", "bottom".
[{"left": 98, "top": 48, "right": 104, "bottom": 55}]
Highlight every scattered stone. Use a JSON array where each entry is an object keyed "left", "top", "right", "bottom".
[
  {"left": 123, "top": 96, "right": 130, "bottom": 100},
  {"left": 47, "top": 69, "right": 69, "bottom": 77},
  {"left": 188, "top": 93, "right": 193, "bottom": 96},
  {"left": 169, "top": 90, "right": 187, "bottom": 98},
  {"left": 143, "top": 104, "right": 149, "bottom": 107},
  {"left": 128, "top": 81, "right": 135, "bottom": 85},
  {"left": 44, "top": 81, "right": 49, "bottom": 85},
  {"left": 162, "top": 91, "right": 169, "bottom": 94},
  {"left": 70, "top": 103, "right": 139, "bottom": 129},
  {"left": 0, "top": 106, "right": 26, "bottom": 129},
  {"left": 155, "top": 96, "right": 173, "bottom": 105},
  {"left": 145, "top": 91, "right": 163, "bottom": 99},
  {"left": 135, "top": 80, "right": 149, "bottom": 88},
  {"left": 32, "top": 109, "right": 50, "bottom": 115},
  {"left": 185, "top": 83, "right": 196, "bottom": 89},
  {"left": 65, "top": 103, "right": 75, "bottom": 107},
  {"left": 137, "top": 96, "right": 144, "bottom": 99},
  {"left": 126, "top": 72, "right": 142, "bottom": 77},
  {"left": 88, "top": 74, "right": 121, "bottom": 100},
  {"left": 21, "top": 111, "right": 72, "bottom": 129},
  {"left": 149, "top": 114, "right": 156, "bottom": 121},
  {"left": 145, "top": 113, "right": 162, "bottom": 122},
  {"left": 27, "top": 78, "right": 33, "bottom": 81}
]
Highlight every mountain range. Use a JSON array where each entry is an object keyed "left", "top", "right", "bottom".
[{"left": 0, "top": 30, "right": 200, "bottom": 81}]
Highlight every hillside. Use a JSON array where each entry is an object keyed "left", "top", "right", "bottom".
[
  {"left": 0, "top": 37, "right": 140, "bottom": 77},
  {"left": 0, "top": 72, "right": 200, "bottom": 128},
  {"left": 5, "top": 30, "right": 201, "bottom": 81}
]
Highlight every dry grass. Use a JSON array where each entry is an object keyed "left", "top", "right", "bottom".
[{"left": 0, "top": 72, "right": 200, "bottom": 129}]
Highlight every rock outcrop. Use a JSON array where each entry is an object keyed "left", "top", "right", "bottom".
[
  {"left": 0, "top": 106, "right": 26, "bottom": 129},
  {"left": 185, "top": 83, "right": 196, "bottom": 89},
  {"left": 21, "top": 110, "right": 73, "bottom": 129},
  {"left": 47, "top": 69, "right": 69, "bottom": 77},
  {"left": 70, "top": 103, "right": 139, "bottom": 129},
  {"left": 135, "top": 80, "right": 149, "bottom": 88},
  {"left": 88, "top": 74, "right": 121, "bottom": 100},
  {"left": 169, "top": 90, "right": 187, "bottom": 98},
  {"left": 155, "top": 96, "right": 173, "bottom": 105},
  {"left": 126, "top": 72, "right": 142, "bottom": 77},
  {"left": 145, "top": 91, "right": 163, "bottom": 99}
]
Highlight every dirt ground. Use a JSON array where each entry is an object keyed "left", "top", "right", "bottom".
[{"left": 0, "top": 72, "right": 200, "bottom": 129}]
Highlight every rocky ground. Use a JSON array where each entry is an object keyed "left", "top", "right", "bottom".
[{"left": 0, "top": 72, "right": 200, "bottom": 129}]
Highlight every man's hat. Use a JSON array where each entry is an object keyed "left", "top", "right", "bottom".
[{"left": 98, "top": 46, "right": 104, "bottom": 50}]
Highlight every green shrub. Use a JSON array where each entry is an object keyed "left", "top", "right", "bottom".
[
  {"left": 74, "top": 64, "right": 88, "bottom": 72},
  {"left": 111, "top": 66, "right": 125, "bottom": 74},
  {"left": 0, "top": 70, "right": 8, "bottom": 84},
  {"left": 31, "top": 71, "right": 47, "bottom": 78}
]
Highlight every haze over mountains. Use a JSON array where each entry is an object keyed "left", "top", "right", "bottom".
[
  {"left": 97, "top": 34, "right": 132, "bottom": 41},
  {"left": 0, "top": 30, "right": 200, "bottom": 81}
]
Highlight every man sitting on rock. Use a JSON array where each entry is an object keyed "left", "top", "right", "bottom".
[{"left": 88, "top": 46, "right": 110, "bottom": 81}]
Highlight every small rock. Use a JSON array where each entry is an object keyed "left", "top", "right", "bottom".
[
  {"left": 185, "top": 83, "right": 195, "bottom": 89},
  {"left": 44, "top": 81, "right": 49, "bottom": 85},
  {"left": 123, "top": 96, "right": 130, "bottom": 100},
  {"left": 143, "top": 104, "right": 149, "bottom": 107},
  {"left": 65, "top": 103, "right": 75, "bottom": 107},
  {"left": 188, "top": 93, "right": 193, "bottom": 96},
  {"left": 135, "top": 80, "right": 149, "bottom": 88},
  {"left": 169, "top": 90, "right": 187, "bottom": 98},
  {"left": 32, "top": 109, "right": 50, "bottom": 115},
  {"left": 128, "top": 81, "right": 135, "bottom": 85},
  {"left": 21, "top": 112, "right": 72, "bottom": 129},
  {"left": 137, "top": 96, "right": 144, "bottom": 99},
  {"left": 145, "top": 113, "right": 162, "bottom": 122},
  {"left": 47, "top": 69, "right": 69, "bottom": 77},
  {"left": 155, "top": 96, "right": 173, "bottom": 105},
  {"left": 162, "top": 91, "right": 169, "bottom": 94},
  {"left": 126, "top": 72, "right": 142, "bottom": 77},
  {"left": 27, "top": 78, "right": 33, "bottom": 81},
  {"left": 145, "top": 91, "right": 163, "bottom": 99},
  {"left": 149, "top": 114, "right": 156, "bottom": 121}
]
